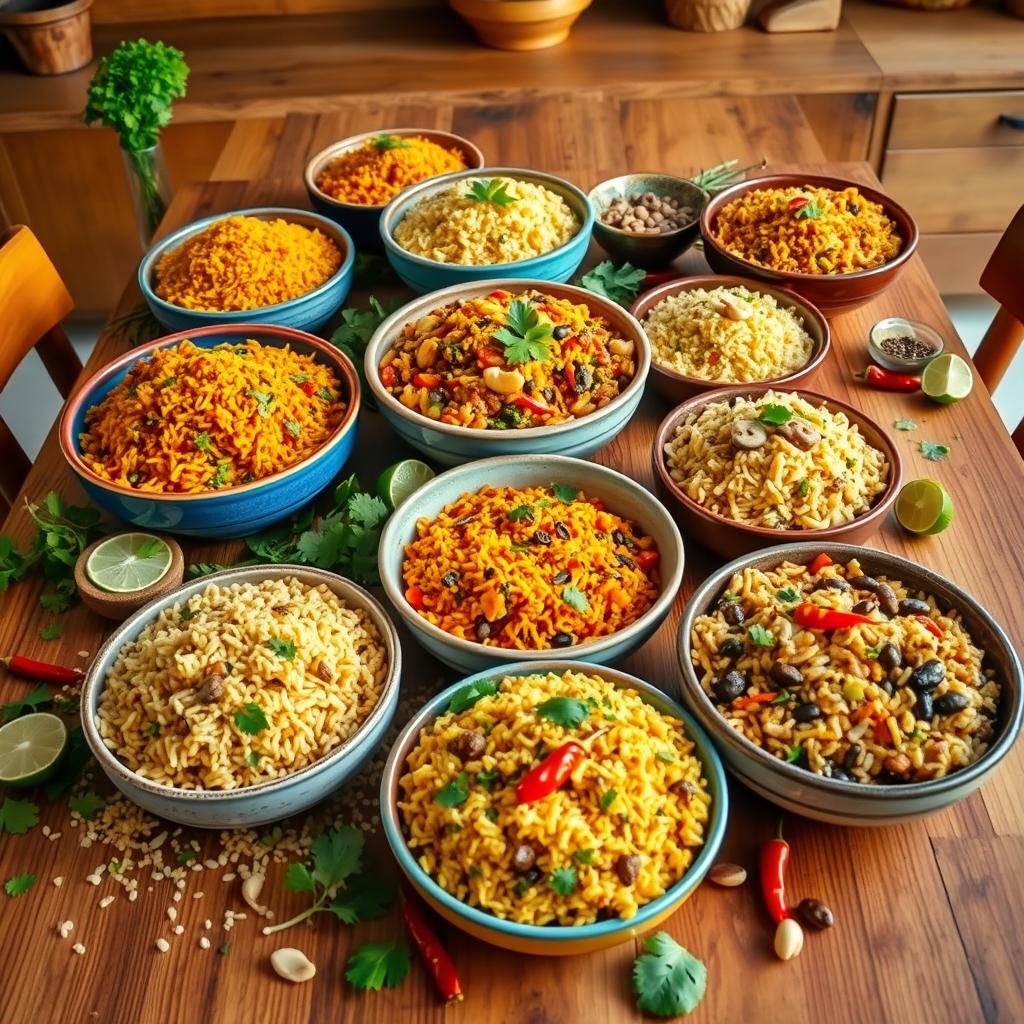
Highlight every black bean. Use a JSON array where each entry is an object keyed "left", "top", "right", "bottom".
[
  {"left": 849, "top": 201, "right": 861, "bottom": 215},
  {"left": 934, "top": 692, "right": 970, "bottom": 715},
  {"left": 523, "top": 380, "right": 535, "bottom": 394},
  {"left": 913, "top": 688, "right": 933, "bottom": 720},
  {"left": 573, "top": 365, "right": 593, "bottom": 393},
  {"left": 484, "top": 567, "right": 496, "bottom": 580},
  {"left": 792, "top": 702, "right": 822, "bottom": 723},
  {"left": 798, "top": 898, "right": 835, "bottom": 929},
  {"left": 843, "top": 744, "right": 863, "bottom": 771},
  {"left": 612, "top": 529, "right": 626, "bottom": 546},
  {"left": 909, "top": 659, "right": 946, "bottom": 692},
  {"left": 475, "top": 618, "right": 492, "bottom": 641},
  {"left": 712, "top": 670, "right": 747, "bottom": 703},
  {"left": 813, "top": 577, "right": 849, "bottom": 592},
  {"left": 898, "top": 598, "right": 931, "bottom": 617},
  {"left": 542, "top": 387, "right": 555, "bottom": 403},
  {"left": 877, "top": 642, "right": 902, "bottom": 672},
  {"left": 875, "top": 583, "right": 899, "bottom": 617},
  {"left": 552, "top": 632, "right": 575, "bottom": 647},
  {"left": 552, "top": 324, "right": 571, "bottom": 341},
  {"left": 523, "top": 867, "right": 542, "bottom": 885},
  {"left": 719, "top": 638, "right": 744, "bottom": 660},
  {"left": 721, "top": 602, "right": 746, "bottom": 627},
  {"left": 879, "top": 678, "right": 894, "bottom": 697},
  {"left": 512, "top": 845, "right": 537, "bottom": 873},
  {"left": 829, "top": 767, "right": 854, "bottom": 782},
  {"left": 851, "top": 598, "right": 878, "bottom": 616},
  {"left": 552, "top": 571, "right": 571, "bottom": 585},
  {"left": 848, "top": 575, "right": 881, "bottom": 594},
  {"left": 615, "top": 854, "right": 641, "bottom": 886},
  {"left": 441, "top": 570, "right": 460, "bottom": 588},
  {"left": 615, "top": 553, "right": 635, "bottom": 569},
  {"left": 554, "top": 522, "right": 570, "bottom": 540},
  {"left": 532, "top": 530, "right": 552, "bottom": 546},
  {"left": 769, "top": 662, "right": 804, "bottom": 689}
]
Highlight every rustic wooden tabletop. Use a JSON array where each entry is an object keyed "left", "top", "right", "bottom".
[{"left": 1, "top": 99, "right": 1022, "bottom": 1024}]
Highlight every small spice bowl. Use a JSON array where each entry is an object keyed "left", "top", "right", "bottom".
[{"left": 868, "top": 317, "right": 944, "bottom": 373}]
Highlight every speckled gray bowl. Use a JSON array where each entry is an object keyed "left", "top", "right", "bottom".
[
  {"left": 81, "top": 565, "right": 402, "bottom": 828},
  {"left": 676, "top": 542, "right": 1023, "bottom": 826}
]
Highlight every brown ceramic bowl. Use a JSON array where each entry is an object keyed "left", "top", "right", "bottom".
[
  {"left": 629, "top": 274, "right": 831, "bottom": 404},
  {"left": 652, "top": 385, "right": 903, "bottom": 558},
  {"left": 700, "top": 174, "right": 919, "bottom": 317}
]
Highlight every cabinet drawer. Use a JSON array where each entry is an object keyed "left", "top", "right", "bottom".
[
  {"left": 918, "top": 232, "right": 1000, "bottom": 295},
  {"left": 881, "top": 146, "right": 1024, "bottom": 233},
  {"left": 888, "top": 91, "right": 1024, "bottom": 150}
]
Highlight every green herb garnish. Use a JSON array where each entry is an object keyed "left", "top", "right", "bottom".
[
  {"left": 265, "top": 637, "right": 296, "bottom": 661},
  {"left": 0, "top": 798, "right": 38, "bottom": 835},
  {"left": 345, "top": 942, "right": 411, "bottom": 991},
  {"left": 920, "top": 441, "right": 950, "bottom": 462},
  {"left": 785, "top": 744, "right": 804, "bottom": 763},
  {"left": 233, "top": 703, "right": 269, "bottom": 735},
  {"left": 549, "top": 866, "right": 578, "bottom": 896},
  {"left": 536, "top": 696, "right": 591, "bottom": 730},
  {"left": 435, "top": 772, "right": 471, "bottom": 808},
  {"left": 561, "top": 586, "right": 590, "bottom": 614},
  {"left": 245, "top": 388, "right": 274, "bottom": 418},
  {"left": 4, "top": 874, "right": 36, "bottom": 898},
  {"left": 776, "top": 587, "right": 800, "bottom": 603},
  {"left": 894, "top": 419, "right": 917, "bottom": 431},
  {"left": 551, "top": 482, "right": 578, "bottom": 503},
  {"left": 573, "top": 849, "right": 596, "bottom": 865},
  {"left": 176, "top": 849, "right": 197, "bottom": 865},
  {"left": 748, "top": 624, "right": 776, "bottom": 647},
  {"left": 632, "top": 931, "right": 708, "bottom": 1018},
  {"left": 464, "top": 178, "right": 517, "bottom": 207},
  {"left": 758, "top": 404, "right": 793, "bottom": 426},
  {"left": 507, "top": 504, "right": 535, "bottom": 522},
  {"left": 577, "top": 260, "right": 645, "bottom": 306},
  {"left": 600, "top": 789, "right": 618, "bottom": 812},
  {"left": 371, "top": 133, "right": 411, "bottom": 152},
  {"left": 447, "top": 679, "right": 497, "bottom": 714},
  {"left": 69, "top": 792, "right": 105, "bottom": 822},
  {"left": 493, "top": 299, "right": 554, "bottom": 365},
  {"left": 2, "top": 683, "right": 50, "bottom": 722}
]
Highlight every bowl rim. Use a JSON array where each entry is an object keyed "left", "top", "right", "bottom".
[
  {"left": 377, "top": 453, "right": 684, "bottom": 660},
  {"left": 303, "top": 127, "right": 486, "bottom": 212},
  {"left": 364, "top": 277, "right": 651, "bottom": 442},
  {"left": 652, "top": 383, "right": 904, "bottom": 542},
  {"left": 58, "top": 323, "right": 361, "bottom": 503},
  {"left": 137, "top": 206, "right": 356, "bottom": 320},
  {"left": 676, "top": 541, "right": 1024, "bottom": 799},
  {"left": 379, "top": 166, "right": 595, "bottom": 272},
  {"left": 699, "top": 173, "right": 920, "bottom": 282},
  {"left": 587, "top": 172, "right": 708, "bottom": 241},
  {"left": 80, "top": 564, "right": 403, "bottom": 802},
  {"left": 629, "top": 274, "right": 832, "bottom": 392},
  {"left": 379, "top": 658, "right": 729, "bottom": 940}
]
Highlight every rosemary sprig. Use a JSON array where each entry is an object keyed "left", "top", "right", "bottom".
[
  {"left": 105, "top": 304, "right": 163, "bottom": 347},
  {"left": 689, "top": 158, "right": 767, "bottom": 195}
]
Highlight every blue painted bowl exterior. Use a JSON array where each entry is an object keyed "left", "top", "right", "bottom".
[
  {"left": 377, "top": 455, "right": 684, "bottom": 673},
  {"left": 60, "top": 325, "right": 361, "bottom": 539},
  {"left": 380, "top": 660, "right": 729, "bottom": 954},
  {"left": 380, "top": 168, "right": 594, "bottom": 294},
  {"left": 81, "top": 566, "right": 402, "bottom": 829},
  {"left": 138, "top": 207, "right": 355, "bottom": 333}
]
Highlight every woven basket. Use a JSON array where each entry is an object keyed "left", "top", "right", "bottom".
[{"left": 665, "top": 0, "right": 751, "bottom": 31}]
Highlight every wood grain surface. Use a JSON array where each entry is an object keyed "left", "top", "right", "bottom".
[{"left": 1, "top": 103, "right": 1023, "bottom": 1024}]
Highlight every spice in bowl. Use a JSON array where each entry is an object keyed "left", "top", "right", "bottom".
[
  {"left": 600, "top": 191, "right": 696, "bottom": 235},
  {"left": 868, "top": 317, "right": 944, "bottom": 373},
  {"left": 879, "top": 335, "right": 934, "bottom": 361}
]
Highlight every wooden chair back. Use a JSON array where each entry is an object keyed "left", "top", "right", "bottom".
[{"left": 0, "top": 225, "right": 82, "bottom": 512}]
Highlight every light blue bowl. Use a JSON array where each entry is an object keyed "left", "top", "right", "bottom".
[
  {"left": 380, "top": 660, "right": 729, "bottom": 954},
  {"left": 60, "top": 324, "right": 361, "bottom": 539},
  {"left": 81, "top": 565, "right": 402, "bottom": 829},
  {"left": 364, "top": 278, "right": 651, "bottom": 466},
  {"left": 138, "top": 207, "right": 355, "bottom": 334},
  {"left": 380, "top": 168, "right": 594, "bottom": 294},
  {"left": 377, "top": 455, "right": 684, "bottom": 673}
]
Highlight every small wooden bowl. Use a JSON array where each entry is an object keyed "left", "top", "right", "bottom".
[
  {"left": 74, "top": 533, "right": 186, "bottom": 621},
  {"left": 449, "top": 0, "right": 592, "bottom": 50}
]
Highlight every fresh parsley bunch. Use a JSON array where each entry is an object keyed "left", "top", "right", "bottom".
[
  {"left": 493, "top": 299, "right": 554, "bottom": 364},
  {"left": 577, "top": 260, "right": 646, "bottom": 307},
  {"left": 329, "top": 296, "right": 404, "bottom": 408}
]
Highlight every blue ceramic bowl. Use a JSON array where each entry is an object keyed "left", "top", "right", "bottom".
[
  {"left": 81, "top": 565, "right": 402, "bottom": 828},
  {"left": 304, "top": 128, "right": 485, "bottom": 252},
  {"left": 138, "top": 207, "right": 355, "bottom": 334},
  {"left": 377, "top": 454, "right": 684, "bottom": 673},
  {"left": 380, "top": 168, "right": 594, "bottom": 294},
  {"left": 364, "top": 278, "right": 651, "bottom": 466},
  {"left": 59, "top": 324, "right": 361, "bottom": 539},
  {"left": 380, "top": 660, "right": 729, "bottom": 954}
]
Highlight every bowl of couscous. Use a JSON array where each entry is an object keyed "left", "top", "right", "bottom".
[{"left": 380, "top": 167, "right": 593, "bottom": 294}]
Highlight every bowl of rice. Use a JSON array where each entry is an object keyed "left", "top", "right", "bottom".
[
  {"left": 378, "top": 454, "right": 684, "bottom": 673},
  {"left": 630, "top": 275, "right": 830, "bottom": 403},
  {"left": 139, "top": 207, "right": 355, "bottom": 333},
  {"left": 380, "top": 167, "right": 593, "bottom": 294},
  {"left": 60, "top": 324, "right": 360, "bottom": 538},
  {"left": 677, "top": 543, "right": 1023, "bottom": 826},
  {"left": 700, "top": 174, "right": 919, "bottom": 315},
  {"left": 653, "top": 386, "right": 901, "bottom": 558},
  {"left": 364, "top": 279, "right": 650, "bottom": 465},
  {"left": 380, "top": 661, "right": 728, "bottom": 954},
  {"left": 304, "top": 128, "right": 485, "bottom": 251},
  {"left": 82, "top": 565, "right": 402, "bottom": 828}
]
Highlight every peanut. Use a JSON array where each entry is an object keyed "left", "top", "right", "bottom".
[
  {"left": 708, "top": 862, "right": 747, "bottom": 887},
  {"left": 270, "top": 947, "right": 316, "bottom": 984}
]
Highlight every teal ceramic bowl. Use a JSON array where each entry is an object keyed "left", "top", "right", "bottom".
[
  {"left": 364, "top": 278, "right": 651, "bottom": 466},
  {"left": 139, "top": 207, "right": 355, "bottom": 334},
  {"left": 377, "top": 454, "right": 684, "bottom": 673},
  {"left": 380, "top": 168, "right": 594, "bottom": 294},
  {"left": 380, "top": 660, "right": 729, "bottom": 955}
]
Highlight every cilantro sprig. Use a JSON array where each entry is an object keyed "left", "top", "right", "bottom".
[
  {"left": 345, "top": 942, "right": 411, "bottom": 991},
  {"left": 577, "top": 260, "right": 646, "bottom": 307},
  {"left": 536, "top": 696, "right": 591, "bottom": 729},
  {"left": 632, "top": 931, "right": 708, "bottom": 1017},
  {"left": 4, "top": 873, "right": 36, "bottom": 898},
  {"left": 233, "top": 703, "right": 269, "bottom": 735},
  {"left": 329, "top": 296, "right": 403, "bottom": 408},
  {"left": 549, "top": 866, "right": 578, "bottom": 896},
  {"left": 447, "top": 678, "right": 497, "bottom": 714},
  {"left": 371, "top": 133, "right": 410, "bottom": 152},
  {"left": 920, "top": 441, "right": 950, "bottom": 462},
  {"left": 0, "top": 797, "right": 39, "bottom": 835},
  {"left": 465, "top": 178, "right": 517, "bottom": 207},
  {"left": 493, "top": 299, "right": 554, "bottom": 365},
  {"left": 435, "top": 771, "right": 471, "bottom": 808},
  {"left": 758, "top": 404, "right": 793, "bottom": 427}
]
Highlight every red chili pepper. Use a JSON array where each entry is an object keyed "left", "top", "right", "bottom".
[
  {"left": 635, "top": 549, "right": 660, "bottom": 572},
  {"left": 588, "top": 498, "right": 605, "bottom": 512},
  {"left": 808, "top": 553, "right": 833, "bottom": 575},
  {"left": 793, "top": 603, "right": 874, "bottom": 631},
  {"left": 379, "top": 365, "right": 397, "bottom": 389},
  {"left": 513, "top": 394, "right": 551, "bottom": 416},
  {"left": 760, "top": 817, "right": 790, "bottom": 924},
  {"left": 516, "top": 741, "right": 586, "bottom": 804},
  {"left": 476, "top": 347, "right": 504, "bottom": 369},
  {"left": 788, "top": 196, "right": 811, "bottom": 212},
  {"left": 487, "top": 289, "right": 510, "bottom": 300},
  {"left": 708, "top": 352, "right": 720, "bottom": 364},
  {"left": 733, "top": 692, "right": 778, "bottom": 709},
  {"left": 874, "top": 717, "right": 893, "bottom": 744},
  {"left": 857, "top": 365, "right": 921, "bottom": 392},
  {"left": 405, "top": 586, "right": 424, "bottom": 611},
  {"left": 1, "top": 655, "right": 83, "bottom": 685},
  {"left": 564, "top": 364, "right": 576, "bottom": 394},
  {"left": 298, "top": 380, "right": 317, "bottom": 397},
  {"left": 402, "top": 898, "right": 463, "bottom": 1004},
  {"left": 915, "top": 614, "right": 945, "bottom": 639},
  {"left": 412, "top": 372, "right": 441, "bottom": 389}
]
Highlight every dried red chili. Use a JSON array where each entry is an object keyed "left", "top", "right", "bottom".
[
  {"left": 1, "top": 655, "right": 83, "bottom": 685},
  {"left": 402, "top": 898, "right": 463, "bottom": 1004},
  {"left": 915, "top": 615, "right": 945, "bottom": 639}
]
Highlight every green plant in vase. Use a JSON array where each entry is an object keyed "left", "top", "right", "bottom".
[{"left": 83, "top": 39, "right": 189, "bottom": 244}]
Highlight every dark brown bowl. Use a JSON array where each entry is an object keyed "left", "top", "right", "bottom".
[
  {"left": 699, "top": 174, "right": 919, "bottom": 317},
  {"left": 652, "top": 384, "right": 903, "bottom": 559},
  {"left": 630, "top": 274, "right": 831, "bottom": 404}
]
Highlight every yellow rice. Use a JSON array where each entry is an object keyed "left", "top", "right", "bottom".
[
  {"left": 78, "top": 338, "right": 346, "bottom": 494},
  {"left": 154, "top": 215, "right": 342, "bottom": 311},
  {"left": 399, "top": 670, "right": 709, "bottom": 925},
  {"left": 95, "top": 577, "right": 388, "bottom": 791}
]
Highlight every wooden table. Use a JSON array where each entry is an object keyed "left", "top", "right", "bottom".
[{"left": 2, "top": 103, "right": 1023, "bottom": 1024}]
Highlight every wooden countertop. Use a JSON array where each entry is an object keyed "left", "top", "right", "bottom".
[{"left": 2, "top": 0, "right": 1023, "bottom": 133}]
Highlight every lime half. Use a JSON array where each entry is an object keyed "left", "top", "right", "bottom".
[
  {"left": 86, "top": 532, "right": 172, "bottom": 593},
  {"left": 896, "top": 479, "right": 954, "bottom": 535},
  {"left": 921, "top": 354, "right": 973, "bottom": 404},
  {"left": 0, "top": 712, "right": 67, "bottom": 788},
  {"left": 375, "top": 459, "right": 435, "bottom": 510}
]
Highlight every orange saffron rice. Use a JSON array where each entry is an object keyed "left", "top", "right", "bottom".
[
  {"left": 79, "top": 339, "right": 346, "bottom": 493},
  {"left": 153, "top": 215, "right": 342, "bottom": 312}
]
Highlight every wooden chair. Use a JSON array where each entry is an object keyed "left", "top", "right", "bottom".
[
  {"left": 972, "top": 204, "right": 1024, "bottom": 457},
  {"left": 0, "top": 225, "right": 82, "bottom": 514}
]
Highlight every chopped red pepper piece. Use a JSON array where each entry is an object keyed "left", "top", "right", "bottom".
[
  {"left": 487, "top": 289, "right": 510, "bottom": 300},
  {"left": 733, "top": 692, "right": 778, "bottom": 709},
  {"left": 405, "top": 586, "right": 424, "bottom": 610},
  {"left": 874, "top": 717, "right": 893, "bottom": 745},
  {"left": 298, "top": 380, "right": 317, "bottom": 397},
  {"left": 476, "top": 347, "right": 504, "bottom": 369},
  {"left": 379, "top": 365, "right": 397, "bottom": 389},
  {"left": 808, "top": 553, "right": 833, "bottom": 575},
  {"left": 635, "top": 549, "right": 660, "bottom": 572},
  {"left": 915, "top": 615, "right": 945, "bottom": 639},
  {"left": 412, "top": 372, "right": 441, "bottom": 389},
  {"left": 793, "top": 603, "right": 874, "bottom": 631},
  {"left": 788, "top": 196, "right": 811, "bottom": 212},
  {"left": 513, "top": 394, "right": 551, "bottom": 416}
]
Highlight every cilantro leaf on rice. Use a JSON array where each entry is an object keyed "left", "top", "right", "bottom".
[
  {"left": 549, "top": 866, "right": 578, "bottom": 896},
  {"left": 447, "top": 679, "right": 498, "bottom": 714},
  {"left": 536, "top": 696, "right": 591, "bottom": 729},
  {"left": 233, "top": 703, "right": 269, "bottom": 734}
]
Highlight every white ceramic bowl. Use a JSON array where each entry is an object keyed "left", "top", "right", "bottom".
[
  {"left": 378, "top": 454, "right": 684, "bottom": 673},
  {"left": 81, "top": 565, "right": 402, "bottom": 828}
]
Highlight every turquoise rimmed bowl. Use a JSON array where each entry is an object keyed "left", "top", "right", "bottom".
[
  {"left": 380, "top": 660, "right": 729, "bottom": 955},
  {"left": 380, "top": 167, "right": 594, "bottom": 294},
  {"left": 59, "top": 324, "right": 360, "bottom": 539},
  {"left": 138, "top": 207, "right": 355, "bottom": 334}
]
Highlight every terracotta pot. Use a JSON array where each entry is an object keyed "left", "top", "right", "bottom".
[
  {"left": 0, "top": 0, "right": 93, "bottom": 76},
  {"left": 665, "top": 0, "right": 750, "bottom": 31},
  {"left": 449, "top": 0, "right": 593, "bottom": 51}
]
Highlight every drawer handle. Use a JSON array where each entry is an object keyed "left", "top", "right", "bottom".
[{"left": 998, "top": 113, "right": 1024, "bottom": 130}]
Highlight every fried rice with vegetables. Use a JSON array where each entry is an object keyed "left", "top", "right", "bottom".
[
  {"left": 398, "top": 670, "right": 710, "bottom": 925},
  {"left": 690, "top": 555, "right": 1000, "bottom": 784}
]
